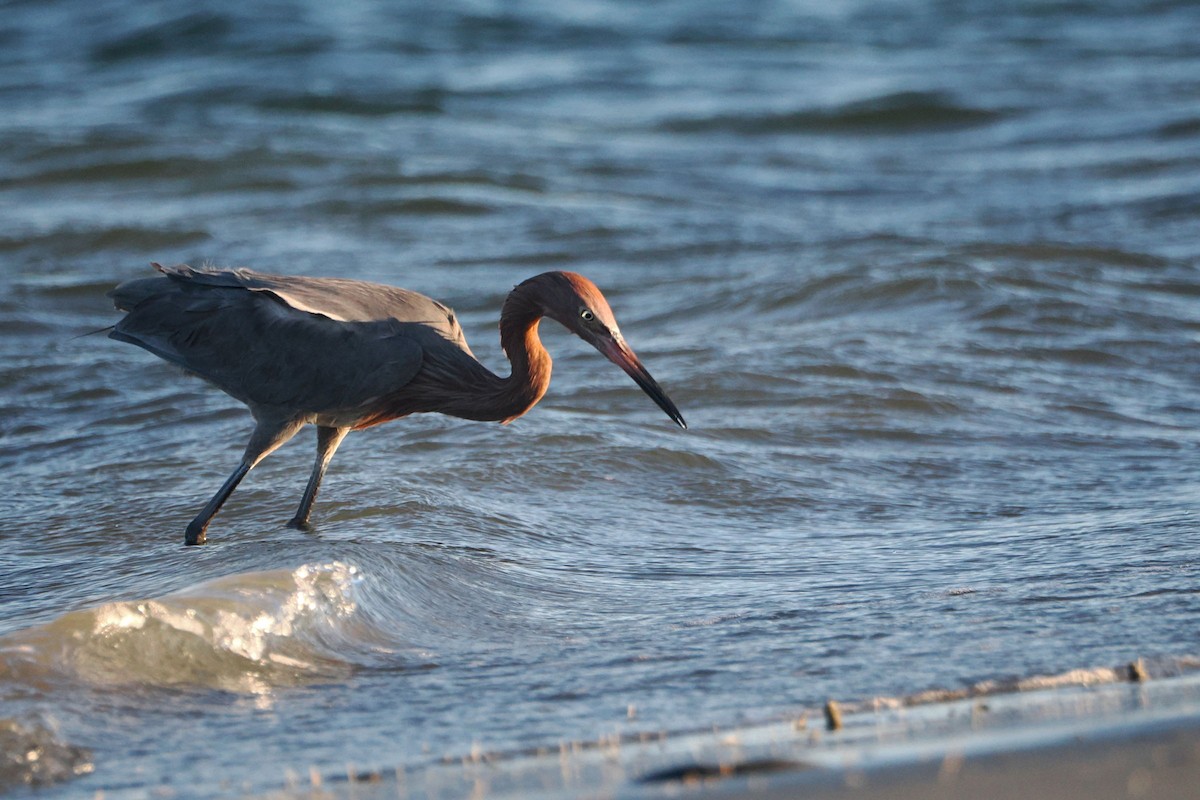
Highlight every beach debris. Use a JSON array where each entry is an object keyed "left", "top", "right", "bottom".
[
  {"left": 824, "top": 699, "right": 843, "bottom": 731},
  {"left": 0, "top": 717, "right": 93, "bottom": 789},
  {"left": 637, "top": 758, "right": 803, "bottom": 785},
  {"left": 937, "top": 750, "right": 965, "bottom": 783}
]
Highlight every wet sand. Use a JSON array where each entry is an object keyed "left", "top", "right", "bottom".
[
  {"left": 694, "top": 709, "right": 1200, "bottom": 800},
  {"left": 263, "top": 665, "right": 1200, "bottom": 799}
]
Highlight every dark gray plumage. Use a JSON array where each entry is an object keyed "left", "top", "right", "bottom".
[{"left": 108, "top": 263, "right": 686, "bottom": 545}]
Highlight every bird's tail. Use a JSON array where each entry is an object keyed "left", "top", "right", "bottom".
[{"left": 69, "top": 324, "right": 116, "bottom": 340}]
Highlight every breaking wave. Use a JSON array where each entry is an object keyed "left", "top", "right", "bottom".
[
  {"left": 0, "top": 545, "right": 559, "bottom": 701},
  {"left": 0, "top": 562, "right": 366, "bottom": 694}
]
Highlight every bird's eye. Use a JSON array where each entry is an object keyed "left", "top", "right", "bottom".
[{"left": 580, "top": 309, "right": 595, "bottom": 322}]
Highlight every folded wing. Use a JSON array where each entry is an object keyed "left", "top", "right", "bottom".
[{"left": 108, "top": 264, "right": 469, "bottom": 414}]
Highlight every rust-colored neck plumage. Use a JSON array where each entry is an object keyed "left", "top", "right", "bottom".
[
  {"left": 356, "top": 274, "right": 574, "bottom": 428},
  {"left": 492, "top": 281, "right": 553, "bottom": 423}
]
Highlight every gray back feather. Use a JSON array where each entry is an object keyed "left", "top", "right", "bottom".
[{"left": 109, "top": 264, "right": 475, "bottom": 414}]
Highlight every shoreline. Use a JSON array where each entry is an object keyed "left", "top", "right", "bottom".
[{"left": 261, "top": 661, "right": 1200, "bottom": 798}]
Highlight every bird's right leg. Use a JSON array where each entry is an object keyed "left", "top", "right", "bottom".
[
  {"left": 286, "top": 425, "right": 349, "bottom": 531},
  {"left": 185, "top": 416, "right": 305, "bottom": 546}
]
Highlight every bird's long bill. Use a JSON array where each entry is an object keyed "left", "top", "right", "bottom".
[{"left": 599, "top": 339, "right": 687, "bottom": 429}]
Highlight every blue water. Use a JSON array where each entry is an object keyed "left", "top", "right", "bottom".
[{"left": 2, "top": 0, "right": 1200, "bottom": 795}]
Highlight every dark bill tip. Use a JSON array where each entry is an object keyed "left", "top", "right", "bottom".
[
  {"left": 600, "top": 340, "right": 687, "bottom": 429},
  {"left": 629, "top": 368, "right": 688, "bottom": 429}
]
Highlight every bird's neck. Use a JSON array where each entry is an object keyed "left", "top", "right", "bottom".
[{"left": 493, "top": 287, "right": 553, "bottom": 424}]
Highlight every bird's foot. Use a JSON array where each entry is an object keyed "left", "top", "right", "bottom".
[
  {"left": 184, "top": 522, "right": 207, "bottom": 546},
  {"left": 285, "top": 517, "right": 311, "bottom": 531}
]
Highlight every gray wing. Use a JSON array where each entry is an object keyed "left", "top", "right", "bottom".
[
  {"left": 152, "top": 263, "right": 474, "bottom": 354},
  {"left": 108, "top": 264, "right": 469, "bottom": 413}
]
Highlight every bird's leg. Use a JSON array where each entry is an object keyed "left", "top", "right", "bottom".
[
  {"left": 185, "top": 417, "right": 305, "bottom": 546},
  {"left": 185, "top": 463, "right": 251, "bottom": 546},
  {"left": 286, "top": 426, "right": 349, "bottom": 531}
]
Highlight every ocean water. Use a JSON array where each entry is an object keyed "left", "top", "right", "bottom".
[{"left": 2, "top": 0, "right": 1200, "bottom": 795}]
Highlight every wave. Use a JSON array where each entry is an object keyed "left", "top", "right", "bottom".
[
  {"left": 0, "top": 547, "right": 564, "bottom": 696},
  {"left": 0, "top": 562, "right": 365, "bottom": 694},
  {"left": 0, "top": 225, "right": 210, "bottom": 257},
  {"left": 256, "top": 89, "right": 445, "bottom": 117},
  {"left": 851, "top": 658, "right": 1195, "bottom": 713},
  {"left": 310, "top": 196, "right": 495, "bottom": 217},
  {"left": 660, "top": 91, "right": 1006, "bottom": 135},
  {"left": 89, "top": 12, "right": 233, "bottom": 64},
  {"left": 656, "top": 238, "right": 1195, "bottom": 336}
]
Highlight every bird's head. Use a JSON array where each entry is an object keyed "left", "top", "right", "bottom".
[{"left": 522, "top": 271, "right": 687, "bottom": 429}]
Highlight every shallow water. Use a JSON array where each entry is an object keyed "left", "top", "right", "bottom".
[{"left": 2, "top": 0, "right": 1200, "bottom": 795}]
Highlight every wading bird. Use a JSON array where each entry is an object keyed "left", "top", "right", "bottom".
[{"left": 109, "top": 264, "right": 686, "bottom": 545}]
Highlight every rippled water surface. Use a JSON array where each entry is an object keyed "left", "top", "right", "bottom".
[{"left": 3, "top": 0, "right": 1200, "bottom": 795}]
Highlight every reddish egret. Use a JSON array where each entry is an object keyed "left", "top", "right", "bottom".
[{"left": 109, "top": 264, "right": 686, "bottom": 545}]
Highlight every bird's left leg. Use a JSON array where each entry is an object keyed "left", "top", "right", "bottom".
[
  {"left": 286, "top": 425, "right": 350, "bottom": 530},
  {"left": 185, "top": 416, "right": 306, "bottom": 545}
]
